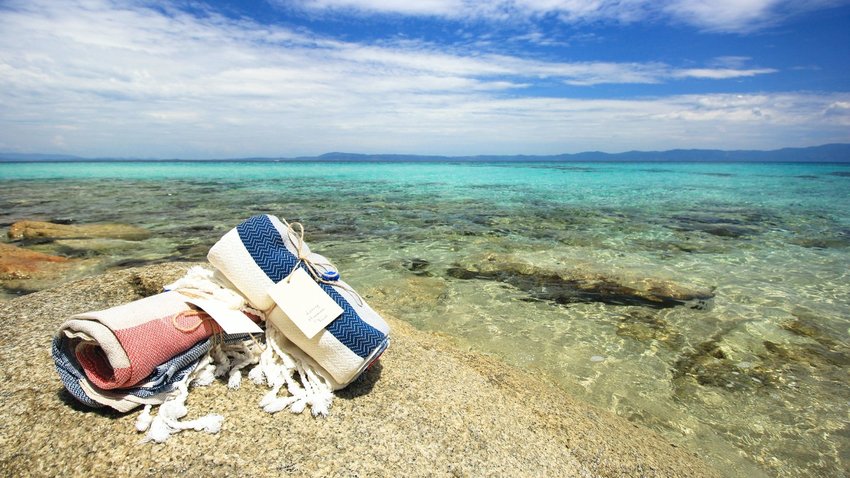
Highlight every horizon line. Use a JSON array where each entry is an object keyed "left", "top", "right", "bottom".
[{"left": 2, "top": 143, "right": 850, "bottom": 163}]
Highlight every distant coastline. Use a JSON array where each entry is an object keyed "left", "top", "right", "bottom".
[{"left": 1, "top": 143, "right": 849, "bottom": 163}]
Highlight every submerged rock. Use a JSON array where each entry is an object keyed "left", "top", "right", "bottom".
[
  {"left": 366, "top": 275, "right": 449, "bottom": 311},
  {"left": 379, "top": 258, "right": 432, "bottom": 277},
  {"left": 667, "top": 208, "right": 778, "bottom": 239},
  {"left": 672, "top": 333, "right": 774, "bottom": 393},
  {"left": 53, "top": 238, "right": 141, "bottom": 256},
  {"left": 445, "top": 259, "right": 714, "bottom": 310},
  {"left": 672, "top": 317, "right": 850, "bottom": 396},
  {"left": 789, "top": 233, "right": 850, "bottom": 249},
  {"left": 402, "top": 258, "right": 431, "bottom": 275},
  {"left": 616, "top": 310, "right": 685, "bottom": 349},
  {"left": 781, "top": 312, "right": 839, "bottom": 346},
  {"left": 0, "top": 242, "right": 72, "bottom": 280},
  {"left": 8, "top": 220, "right": 151, "bottom": 241},
  {"left": 762, "top": 340, "right": 850, "bottom": 369}
]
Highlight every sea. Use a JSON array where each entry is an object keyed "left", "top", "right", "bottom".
[{"left": 1, "top": 160, "right": 849, "bottom": 477}]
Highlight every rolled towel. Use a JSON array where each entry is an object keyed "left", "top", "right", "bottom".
[
  {"left": 207, "top": 214, "right": 389, "bottom": 387},
  {"left": 52, "top": 267, "right": 263, "bottom": 411},
  {"left": 55, "top": 291, "right": 224, "bottom": 391},
  {"left": 54, "top": 329, "right": 214, "bottom": 412}
]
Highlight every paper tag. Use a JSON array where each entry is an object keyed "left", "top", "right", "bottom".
[
  {"left": 184, "top": 298, "right": 263, "bottom": 335},
  {"left": 266, "top": 268, "right": 344, "bottom": 339}
]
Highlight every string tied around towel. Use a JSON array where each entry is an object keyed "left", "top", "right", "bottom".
[
  {"left": 281, "top": 218, "right": 364, "bottom": 307},
  {"left": 170, "top": 308, "right": 229, "bottom": 349},
  {"left": 171, "top": 309, "right": 214, "bottom": 333}
]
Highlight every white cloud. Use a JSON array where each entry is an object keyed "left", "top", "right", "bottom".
[
  {"left": 0, "top": 0, "right": 845, "bottom": 158},
  {"left": 286, "top": 0, "right": 850, "bottom": 32},
  {"left": 823, "top": 101, "right": 850, "bottom": 124},
  {"left": 675, "top": 67, "right": 778, "bottom": 79},
  {"left": 663, "top": 0, "right": 777, "bottom": 31},
  {"left": 708, "top": 56, "right": 754, "bottom": 68},
  {"left": 295, "top": 0, "right": 462, "bottom": 16},
  {"left": 664, "top": 0, "right": 850, "bottom": 32}
]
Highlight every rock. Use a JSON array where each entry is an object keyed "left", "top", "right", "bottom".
[
  {"left": 0, "top": 242, "right": 72, "bottom": 280},
  {"left": 367, "top": 275, "right": 449, "bottom": 311},
  {"left": 445, "top": 257, "right": 714, "bottom": 310},
  {"left": 669, "top": 210, "right": 771, "bottom": 238},
  {"left": 790, "top": 235, "right": 850, "bottom": 249},
  {"left": 616, "top": 310, "right": 685, "bottom": 348},
  {"left": 781, "top": 311, "right": 837, "bottom": 345},
  {"left": 53, "top": 238, "right": 140, "bottom": 255},
  {"left": 8, "top": 220, "right": 151, "bottom": 241},
  {"left": 763, "top": 340, "right": 850, "bottom": 369},
  {"left": 671, "top": 316, "right": 850, "bottom": 397},
  {"left": 0, "top": 263, "right": 719, "bottom": 478},
  {"left": 402, "top": 258, "right": 431, "bottom": 275},
  {"left": 672, "top": 331, "right": 774, "bottom": 393}
]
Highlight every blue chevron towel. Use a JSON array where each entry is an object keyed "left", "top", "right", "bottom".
[{"left": 208, "top": 214, "right": 389, "bottom": 387}]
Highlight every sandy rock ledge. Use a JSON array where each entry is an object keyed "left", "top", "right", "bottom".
[
  {"left": 0, "top": 263, "right": 718, "bottom": 478},
  {"left": 0, "top": 242, "right": 72, "bottom": 280}
]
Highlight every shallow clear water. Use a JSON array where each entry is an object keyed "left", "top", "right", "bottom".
[{"left": 2, "top": 161, "right": 849, "bottom": 476}]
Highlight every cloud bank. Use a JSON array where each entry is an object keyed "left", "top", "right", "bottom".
[
  {"left": 0, "top": 0, "right": 847, "bottom": 158},
  {"left": 287, "top": 0, "right": 850, "bottom": 32}
]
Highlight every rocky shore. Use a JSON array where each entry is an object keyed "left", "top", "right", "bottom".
[
  {"left": 0, "top": 220, "right": 154, "bottom": 298},
  {"left": 0, "top": 263, "right": 719, "bottom": 477}
]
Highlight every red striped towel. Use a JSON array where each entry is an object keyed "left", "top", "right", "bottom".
[{"left": 61, "top": 291, "right": 222, "bottom": 390}]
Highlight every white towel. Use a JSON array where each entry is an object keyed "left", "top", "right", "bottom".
[{"left": 207, "top": 214, "right": 390, "bottom": 387}]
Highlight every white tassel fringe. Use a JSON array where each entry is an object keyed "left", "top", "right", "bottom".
[
  {"left": 133, "top": 267, "right": 337, "bottom": 443},
  {"left": 134, "top": 336, "right": 264, "bottom": 443},
  {"left": 251, "top": 326, "right": 335, "bottom": 417}
]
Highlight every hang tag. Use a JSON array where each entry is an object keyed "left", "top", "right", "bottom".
[
  {"left": 266, "top": 268, "right": 343, "bottom": 339},
  {"left": 184, "top": 298, "right": 263, "bottom": 335}
]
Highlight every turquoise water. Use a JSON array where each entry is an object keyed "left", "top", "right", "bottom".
[{"left": 2, "top": 161, "right": 849, "bottom": 476}]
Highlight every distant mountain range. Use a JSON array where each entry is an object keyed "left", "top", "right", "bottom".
[{"left": 2, "top": 143, "right": 849, "bottom": 163}]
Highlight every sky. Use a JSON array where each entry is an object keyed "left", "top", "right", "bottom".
[{"left": 0, "top": 0, "right": 849, "bottom": 158}]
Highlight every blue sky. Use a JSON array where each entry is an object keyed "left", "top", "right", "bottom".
[{"left": 0, "top": 0, "right": 849, "bottom": 158}]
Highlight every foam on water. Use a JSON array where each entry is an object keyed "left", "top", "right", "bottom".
[{"left": 2, "top": 160, "right": 849, "bottom": 476}]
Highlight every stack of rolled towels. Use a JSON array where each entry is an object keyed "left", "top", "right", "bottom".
[{"left": 52, "top": 214, "right": 390, "bottom": 442}]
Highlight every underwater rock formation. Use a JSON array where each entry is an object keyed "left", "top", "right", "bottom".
[
  {"left": 615, "top": 310, "right": 685, "bottom": 349},
  {"left": 0, "top": 242, "right": 71, "bottom": 280},
  {"left": 8, "top": 220, "right": 151, "bottom": 241},
  {"left": 672, "top": 312, "right": 850, "bottom": 396},
  {"left": 445, "top": 257, "right": 714, "bottom": 310}
]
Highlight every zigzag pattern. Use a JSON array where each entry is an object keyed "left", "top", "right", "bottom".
[
  {"left": 320, "top": 282, "right": 386, "bottom": 358},
  {"left": 236, "top": 215, "right": 385, "bottom": 358},
  {"left": 236, "top": 215, "right": 293, "bottom": 283}
]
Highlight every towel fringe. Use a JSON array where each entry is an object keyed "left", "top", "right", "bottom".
[
  {"left": 251, "top": 326, "right": 334, "bottom": 417},
  {"left": 136, "top": 354, "right": 220, "bottom": 443},
  {"left": 165, "top": 265, "right": 266, "bottom": 320},
  {"left": 134, "top": 338, "right": 264, "bottom": 443},
  {"left": 124, "top": 267, "right": 335, "bottom": 443}
]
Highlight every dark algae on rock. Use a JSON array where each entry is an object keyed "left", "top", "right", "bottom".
[{"left": 446, "top": 263, "right": 714, "bottom": 310}]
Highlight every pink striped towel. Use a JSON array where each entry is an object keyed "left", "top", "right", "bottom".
[{"left": 59, "top": 291, "right": 224, "bottom": 390}]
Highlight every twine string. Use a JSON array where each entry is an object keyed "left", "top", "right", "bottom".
[
  {"left": 171, "top": 309, "right": 215, "bottom": 333},
  {"left": 172, "top": 290, "right": 228, "bottom": 347},
  {"left": 280, "top": 218, "right": 364, "bottom": 307},
  {"left": 174, "top": 290, "right": 265, "bottom": 348}
]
